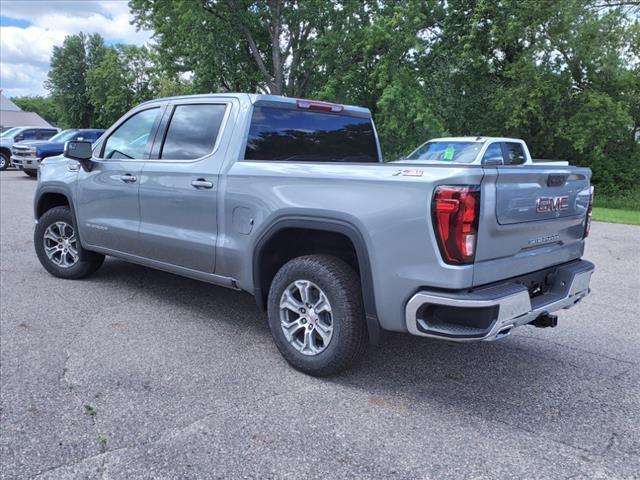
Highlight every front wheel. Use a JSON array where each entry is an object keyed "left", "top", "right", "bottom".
[
  {"left": 267, "top": 255, "right": 368, "bottom": 376},
  {"left": 34, "top": 206, "right": 105, "bottom": 279},
  {"left": 0, "top": 153, "right": 9, "bottom": 171},
  {"left": 23, "top": 169, "right": 37, "bottom": 178}
]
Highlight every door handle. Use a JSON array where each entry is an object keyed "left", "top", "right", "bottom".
[
  {"left": 191, "top": 179, "right": 214, "bottom": 189},
  {"left": 120, "top": 174, "right": 137, "bottom": 183}
]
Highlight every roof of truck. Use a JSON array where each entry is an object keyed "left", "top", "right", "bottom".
[
  {"left": 428, "top": 136, "right": 525, "bottom": 143},
  {"left": 138, "top": 93, "right": 371, "bottom": 117}
]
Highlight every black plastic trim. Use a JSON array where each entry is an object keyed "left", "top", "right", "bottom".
[{"left": 252, "top": 216, "right": 380, "bottom": 344}]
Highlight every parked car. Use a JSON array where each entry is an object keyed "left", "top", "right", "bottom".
[
  {"left": 11, "top": 129, "right": 105, "bottom": 177},
  {"left": 0, "top": 126, "right": 59, "bottom": 171},
  {"left": 403, "top": 136, "right": 571, "bottom": 166},
  {"left": 32, "top": 94, "right": 594, "bottom": 376}
]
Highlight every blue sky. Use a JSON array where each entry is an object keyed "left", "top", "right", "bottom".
[{"left": 0, "top": 1, "right": 152, "bottom": 97}]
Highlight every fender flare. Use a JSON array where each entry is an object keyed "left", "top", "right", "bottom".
[
  {"left": 252, "top": 216, "right": 381, "bottom": 344},
  {"left": 35, "top": 186, "right": 74, "bottom": 218}
]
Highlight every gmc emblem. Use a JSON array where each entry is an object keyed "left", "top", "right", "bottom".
[{"left": 536, "top": 196, "right": 569, "bottom": 213}]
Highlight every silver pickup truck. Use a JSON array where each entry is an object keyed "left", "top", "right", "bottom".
[{"left": 33, "top": 93, "right": 594, "bottom": 375}]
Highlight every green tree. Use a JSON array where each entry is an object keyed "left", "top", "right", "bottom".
[
  {"left": 45, "top": 33, "right": 106, "bottom": 128},
  {"left": 129, "top": 0, "right": 371, "bottom": 97},
  {"left": 421, "top": 0, "right": 640, "bottom": 193},
  {"left": 87, "top": 44, "right": 156, "bottom": 127}
]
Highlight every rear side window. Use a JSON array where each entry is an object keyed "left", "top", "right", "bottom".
[
  {"left": 244, "top": 106, "right": 379, "bottom": 163},
  {"left": 502, "top": 142, "right": 526, "bottom": 165},
  {"left": 160, "top": 104, "right": 227, "bottom": 160}
]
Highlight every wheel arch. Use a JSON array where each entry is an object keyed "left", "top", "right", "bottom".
[
  {"left": 35, "top": 189, "right": 73, "bottom": 220},
  {"left": 253, "top": 216, "right": 380, "bottom": 344}
]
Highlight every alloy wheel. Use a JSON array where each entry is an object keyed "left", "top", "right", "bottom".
[
  {"left": 279, "top": 280, "right": 334, "bottom": 356},
  {"left": 43, "top": 221, "right": 79, "bottom": 268}
]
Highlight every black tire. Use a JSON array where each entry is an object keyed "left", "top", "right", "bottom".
[
  {"left": 34, "top": 206, "right": 105, "bottom": 279},
  {"left": 23, "top": 169, "right": 37, "bottom": 178},
  {"left": 267, "top": 255, "right": 368, "bottom": 376},
  {"left": 0, "top": 152, "right": 9, "bottom": 171}
]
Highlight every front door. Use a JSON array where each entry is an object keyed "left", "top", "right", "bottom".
[
  {"left": 76, "top": 106, "right": 163, "bottom": 255},
  {"left": 138, "top": 101, "right": 231, "bottom": 272}
]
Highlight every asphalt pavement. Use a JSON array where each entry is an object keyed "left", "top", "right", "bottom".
[{"left": 1, "top": 169, "right": 639, "bottom": 479}]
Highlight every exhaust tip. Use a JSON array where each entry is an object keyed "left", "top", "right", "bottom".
[{"left": 495, "top": 325, "right": 514, "bottom": 339}]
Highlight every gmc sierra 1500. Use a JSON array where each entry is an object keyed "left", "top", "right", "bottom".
[{"left": 33, "top": 94, "right": 594, "bottom": 375}]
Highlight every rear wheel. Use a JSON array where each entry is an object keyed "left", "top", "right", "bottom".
[
  {"left": 23, "top": 169, "right": 37, "bottom": 178},
  {"left": 34, "top": 206, "right": 105, "bottom": 279},
  {"left": 267, "top": 255, "right": 367, "bottom": 376},
  {"left": 0, "top": 153, "right": 9, "bottom": 171}
]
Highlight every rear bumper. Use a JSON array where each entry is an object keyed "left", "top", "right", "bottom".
[
  {"left": 405, "top": 259, "right": 594, "bottom": 341},
  {"left": 11, "top": 155, "right": 40, "bottom": 170}
]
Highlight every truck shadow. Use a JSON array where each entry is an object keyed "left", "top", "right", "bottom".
[{"left": 91, "top": 258, "right": 627, "bottom": 451}]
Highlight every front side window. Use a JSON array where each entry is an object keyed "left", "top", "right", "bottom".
[
  {"left": 244, "top": 106, "right": 379, "bottom": 163},
  {"left": 103, "top": 108, "right": 159, "bottom": 159},
  {"left": 503, "top": 142, "right": 526, "bottom": 165},
  {"left": 482, "top": 143, "right": 503, "bottom": 164},
  {"left": 160, "top": 104, "right": 227, "bottom": 160},
  {"left": 406, "top": 141, "right": 482, "bottom": 163},
  {"left": 20, "top": 129, "right": 37, "bottom": 140}
]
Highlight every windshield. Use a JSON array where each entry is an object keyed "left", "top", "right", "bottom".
[
  {"left": 0, "top": 127, "right": 20, "bottom": 138},
  {"left": 404, "top": 141, "right": 482, "bottom": 163},
  {"left": 49, "top": 130, "right": 78, "bottom": 143}
]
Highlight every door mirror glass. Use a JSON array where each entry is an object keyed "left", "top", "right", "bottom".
[{"left": 64, "top": 141, "right": 93, "bottom": 161}]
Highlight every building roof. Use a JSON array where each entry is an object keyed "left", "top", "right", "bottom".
[
  {"left": 0, "top": 110, "right": 54, "bottom": 129},
  {"left": 0, "top": 91, "right": 21, "bottom": 112}
]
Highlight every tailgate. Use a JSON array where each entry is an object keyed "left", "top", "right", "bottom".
[{"left": 473, "top": 165, "right": 592, "bottom": 286}]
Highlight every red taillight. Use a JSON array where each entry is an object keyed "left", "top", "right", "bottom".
[
  {"left": 296, "top": 99, "right": 344, "bottom": 113},
  {"left": 584, "top": 186, "right": 594, "bottom": 238},
  {"left": 432, "top": 186, "right": 481, "bottom": 265}
]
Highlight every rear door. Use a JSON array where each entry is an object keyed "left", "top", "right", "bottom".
[
  {"left": 473, "top": 142, "right": 591, "bottom": 285},
  {"left": 137, "top": 99, "right": 233, "bottom": 272}
]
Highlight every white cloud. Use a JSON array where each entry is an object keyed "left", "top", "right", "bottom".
[{"left": 0, "top": 0, "right": 153, "bottom": 97}]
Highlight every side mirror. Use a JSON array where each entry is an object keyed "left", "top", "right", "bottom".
[
  {"left": 14, "top": 134, "right": 24, "bottom": 142},
  {"left": 64, "top": 141, "right": 94, "bottom": 171}
]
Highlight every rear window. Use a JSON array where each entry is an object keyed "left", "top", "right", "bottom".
[
  {"left": 244, "top": 106, "right": 379, "bottom": 163},
  {"left": 406, "top": 141, "right": 482, "bottom": 163},
  {"left": 503, "top": 142, "right": 526, "bottom": 165},
  {"left": 160, "top": 104, "right": 227, "bottom": 160}
]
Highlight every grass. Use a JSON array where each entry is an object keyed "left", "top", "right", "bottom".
[
  {"left": 592, "top": 207, "right": 640, "bottom": 225},
  {"left": 590, "top": 188, "right": 640, "bottom": 225}
]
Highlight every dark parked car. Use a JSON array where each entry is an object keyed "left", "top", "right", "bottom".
[{"left": 11, "top": 129, "right": 105, "bottom": 177}]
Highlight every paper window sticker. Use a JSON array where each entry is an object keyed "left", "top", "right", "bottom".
[{"left": 443, "top": 146, "right": 455, "bottom": 161}]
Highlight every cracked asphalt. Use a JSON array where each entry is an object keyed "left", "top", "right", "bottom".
[{"left": 1, "top": 169, "right": 639, "bottom": 479}]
